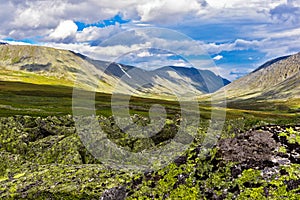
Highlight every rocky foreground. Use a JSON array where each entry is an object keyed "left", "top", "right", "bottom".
[{"left": 0, "top": 115, "right": 299, "bottom": 199}]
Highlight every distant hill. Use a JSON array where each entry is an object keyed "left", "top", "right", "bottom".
[
  {"left": 214, "top": 52, "right": 300, "bottom": 100},
  {"left": 0, "top": 45, "right": 229, "bottom": 98}
]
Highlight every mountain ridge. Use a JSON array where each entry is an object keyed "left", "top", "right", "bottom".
[
  {"left": 0, "top": 44, "right": 228, "bottom": 98},
  {"left": 252, "top": 55, "right": 291, "bottom": 73},
  {"left": 214, "top": 51, "right": 300, "bottom": 101}
]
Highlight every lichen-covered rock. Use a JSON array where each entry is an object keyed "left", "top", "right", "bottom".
[
  {"left": 100, "top": 186, "right": 127, "bottom": 200},
  {"left": 218, "top": 130, "right": 278, "bottom": 165},
  {"left": 0, "top": 115, "right": 299, "bottom": 199}
]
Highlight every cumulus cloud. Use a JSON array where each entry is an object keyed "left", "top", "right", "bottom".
[
  {"left": 206, "top": 0, "right": 285, "bottom": 9},
  {"left": 136, "top": 0, "right": 206, "bottom": 23},
  {"left": 0, "top": 0, "right": 299, "bottom": 78},
  {"left": 270, "top": 0, "right": 300, "bottom": 24},
  {"left": 1, "top": 0, "right": 265, "bottom": 40},
  {"left": 43, "top": 41, "right": 152, "bottom": 61},
  {"left": 1, "top": 0, "right": 298, "bottom": 43},
  {"left": 1, "top": 0, "right": 131, "bottom": 40},
  {"left": 12, "top": 1, "right": 64, "bottom": 28},
  {"left": 49, "top": 20, "right": 78, "bottom": 41},
  {"left": 75, "top": 23, "right": 122, "bottom": 42}
]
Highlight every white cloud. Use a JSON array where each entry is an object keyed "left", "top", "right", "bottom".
[
  {"left": 43, "top": 41, "right": 153, "bottom": 61},
  {"left": 269, "top": 1, "right": 300, "bottom": 24},
  {"left": 137, "top": 0, "right": 205, "bottom": 23},
  {"left": 173, "top": 62, "right": 188, "bottom": 67},
  {"left": 49, "top": 20, "right": 78, "bottom": 41},
  {"left": 75, "top": 24, "right": 121, "bottom": 42},
  {"left": 0, "top": 39, "right": 32, "bottom": 46},
  {"left": 203, "top": 66, "right": 253, "bottom": 81},
  {"left": 270, "top": 28, "right": 300, "bottom": 38},
  {"left": 202, "top": 39, "right": 260, "bottom": 54},
  {"left": 213, "top": 55, "right": 223, "bottom": 60},
  {"left": 251, "top": 26, "right": 300, "bottom": 39},
  {"left": 203, "top": 34, "right": 300, "bottom": 59},
  {"left": 1, "top": 1, "right": 128, "bottom": 40},
  {"left": 136, "top": 50, "right": 152, "bottom": 57},
  {"left": 1, "top": 0, "right": 299, "bottom": 78},
  {"left": 206, "top": 0, "right": 285, "bottom": 9},
  {"left": 1, "top": 0, "right": 299, "bottom": 46},
  {"left": 258, "top": 37, "right": 300, "bottom": 58}
]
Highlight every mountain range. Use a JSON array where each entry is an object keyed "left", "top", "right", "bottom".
[
  {"left": 0, "top": 44, "right": 299, "bottom": 103},
  {"left": 0, "top": 44, "right": 229, "bottom": 98}
]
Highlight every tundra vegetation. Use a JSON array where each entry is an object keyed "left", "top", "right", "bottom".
[{"left": 0, "top": 109, "right": 299, "bottom": 199}]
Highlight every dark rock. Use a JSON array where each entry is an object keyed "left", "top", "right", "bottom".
[
  {"left": 231, "top": 165, "right": 242, "bottom": 178},
  {"left": 264, "top": 186, "right": 269, "bottom": 197},
  {"left": 280, "top": 169, "right": 289, "bottom": 176},
  {"left": 218, "top": 130, "right": 278, "bottom": 164},
  {"left": 174, "top": 155, "right": 187, "bottom": 166},
  {"left": 100, "top": 186, "right": 126, "bottom": 200},
  {"left": 173, "top": 173, "right": 188, "bottom": 189},
  {"left": 285, "top": 179, "right": 300, "bottom": 191}
]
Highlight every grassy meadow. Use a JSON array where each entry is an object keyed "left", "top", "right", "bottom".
[{"left": 0, "top": 80, "right": 299, "bottom": 125}]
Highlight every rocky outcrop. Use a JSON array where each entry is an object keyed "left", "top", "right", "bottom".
[{"left": 0, "top": 115, "right": 299, "bottom": 199}]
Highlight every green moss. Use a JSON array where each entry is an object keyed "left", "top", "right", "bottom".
[
  {"left": 238, "top": 187, "right": 267, "bottom": 200},
  {"left": 13, "top": 173, "right": 25, "bottom": 179},
  {"left": 169, "top": 185, "right": 199, "bottom": 199},
  {"left": 279, "top": 127, "right": 300, "bottom": 144},
  {"left": 0, "top": 177, "right": 8, "bottom": 182},
  {"left": 0, "top": 115, "right": 299, "bottom": 199},
  {"left": 278, "top": 146, "right": 287, "bottom": 153}
]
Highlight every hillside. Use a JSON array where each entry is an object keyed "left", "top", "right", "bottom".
[
  {"left": 215, "top": 52, "right": 300, "bottom": 101},
  {"left": 0, "top": 45, "right": 122, "bottom": 93},
  {"left": 0, "top": 45, "right": 229, "bottom": 99}
]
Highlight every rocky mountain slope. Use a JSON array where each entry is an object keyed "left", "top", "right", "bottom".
[
  {"left": 0, "top": 44, "right": 229, "bottom": 98},
  {"left": 215, "top": 52, "right": 300, "bottom": 100}
]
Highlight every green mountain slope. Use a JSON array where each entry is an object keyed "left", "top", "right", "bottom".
[{"left": 0, "top": 44, "right": 117, "bottom": 93}]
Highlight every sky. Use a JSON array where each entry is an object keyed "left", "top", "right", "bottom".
[{"left": 0, "top": 0, "right": 300, "bottom": 80}]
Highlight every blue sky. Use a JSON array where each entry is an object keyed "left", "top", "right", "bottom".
[{"left": 0, "top": 0, "right": 299, "bottom": 80}]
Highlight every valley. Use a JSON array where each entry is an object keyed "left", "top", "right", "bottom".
[{"left": 0, "top": 44, "right": 299, "bottom": 199}]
